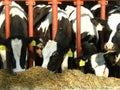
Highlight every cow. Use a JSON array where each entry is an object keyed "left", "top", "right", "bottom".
[
  {"left": 65, "top": 5, "right": 105, "bottom": 74},
  {"left": 0, "top": 1, "right": 29, "bottom": 74},
  {"left": 33, "top": 4, "right": 76, "bottom": 73},
  {"left": 86, "top": 3, "right": 120, "bottom": 78},
  {"left": 101, "top": 5, "right": 120, "bottom": 78},
  {"left": 89, "top": 3, "right": 120, "bottom": 78}
]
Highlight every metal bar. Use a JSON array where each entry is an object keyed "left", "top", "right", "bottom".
[
  {"left": 74, "top": 0, "right": 83, "bottom": 58},
  {"left": 48, "top": 0, "right": 61, "bottom": 40},
  {"left": 2, "top": 0, "right": 11, "bottom": 69},
  {"left": 26, "top": 0, "right": 35, "bottom": 68},
  {"left": 2, "top": 0, "right": 11, "bottom": 39},
  {"left": 98, "top": 0, "right": 108, "bottom": 20},
  {"left": 98, "top": 0, "right": 108, "bottom": 51}
]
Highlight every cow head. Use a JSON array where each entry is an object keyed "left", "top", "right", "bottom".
[
  {"left": 104, "top": 23, "right": 120, "bottom": 52},
  {"left": 0, "top": 36, "right": 31, "bottom": 74},
  {"left": 91, "top": 53, "right": 109, "bottom": 77},
  {"left": 42, "top": 40, "right": 63, "bottom": 72}
]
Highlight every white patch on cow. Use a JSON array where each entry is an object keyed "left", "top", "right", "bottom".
[
  {"left": 91, "top": 4, "right": 101, "bottom": 11},
  {"left": 58, "top": 10, "right": 68, "bottom": 21},
  {"left": 65, "top": 5, "right": 99, "bottom": 41},
  {"left": 115, "top": 53, "right": 120, "bottom": 63},
  {"left": 91, "top": 53, "right": 109, "bottom": 77},
  {"left": 34, "top": 4, "right": 46, "bottom": 9},
  {"left": 96, "top": 23, "right": 104, "bottom": 31},
  {"left": 104, "top": 13, "right": 120, "bottom": 50},
  {"left": 94, "top": 65, "right": 109, "bottom": 77},
  {"left": 61, "top": 54, "right": 68, "bottom": 71},
  {"left": 10, "top": 1, "right": 27, "bottom": 19},
  {"left": 11, "top": 38, "right": 25, "bottom": 73},
  {"left": 107, "top": 13, "right": 120, "bottom": 42},
  {"left": 37, "top": 7, "right": 67, "bottom": 33},
  {"left": 37, "top": 12, "right": 52, "bottom": 33},
  {"left": 71, "top": 13, "right": 98, "bottom": 40},
  {"left": 65, "top": 5, "right": 76, "bottom": 18},
  {"left": 0, "top": 50, "right": 6, "bottom": 69},
  {"left": 65, "top": 5, "right": 94, "bottom": 19},
  {"left": 42, "top": 40, "right": 57, "bottom": 68},
  {"left": 0, "top": 1, "right": 27, "bottom": 29},
  {"left": 0, "top": 8, "right": 5, "bottom": 29}
]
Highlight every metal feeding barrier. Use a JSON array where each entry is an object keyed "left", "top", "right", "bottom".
[{"left": 1, "top": 0, "right": 117, "bottom": 68}]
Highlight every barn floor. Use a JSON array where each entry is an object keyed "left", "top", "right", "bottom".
[{"left": 0, "top": 66, "right": 120, "bottom": 90}]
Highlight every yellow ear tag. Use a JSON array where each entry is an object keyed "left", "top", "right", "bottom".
[
  {"left": 67, "top": 49, "right": 73, "bottom": 57},
  {"left": 0, "top": 45, "right": 6, "bottom": 50},
  {"left": 30, "top": 40, "right": 36, "bottom": 46},
  {"left": 79, "top": 59, "right": 86, "bottom": 67}
]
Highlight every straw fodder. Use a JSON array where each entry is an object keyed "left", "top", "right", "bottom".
[{"left": 0, "top": 66, "right": 120, "bottom": 90}]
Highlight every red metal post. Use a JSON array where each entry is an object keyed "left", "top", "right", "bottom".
[
  {"left": 74, "top": 0, "right": 83, "bottom": 58},
  {"left": 48, "top": 0, "right": 61, "bottom": 40},
  {"left": 2, "top": 0, "right": 11, "bottom": 68},
  {"left": 2, "top": 0, "right": 11, "bottom": 39},
  {"left": 98, "top": 0, "right": 108, "bottom": 50},
  {"left": 98, "top": 0, "right": 108, "bottom": 20},
  {"left": 26, "top": 0, "right": 35, "bottom": 68}
]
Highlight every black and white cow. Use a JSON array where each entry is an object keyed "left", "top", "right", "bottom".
[
  {"left": 0, "top": 1, "right": 29, "bottom": 74},
  {"left": 65, "top": 5, "right": 106, "bottom": 74},
  {"left": 33, "top": 4, "right": 76, "bottom": 73},
  {"left": 103, "top": 7, "right": 120, "bottom": 78}
]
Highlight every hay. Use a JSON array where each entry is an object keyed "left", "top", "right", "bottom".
[{"left": 0, "top": 66, "right": 120, "bottom": 90}]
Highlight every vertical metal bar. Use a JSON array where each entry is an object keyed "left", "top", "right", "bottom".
[
  {"left": 99, "top": 0, "right": 108, "bottom": 20},
  {"left": 74, "top": 0, "right": 83, "bottom": 58},
  {"left": 26, "top": 0, "right": 35, "bottom": 68},
  {"left": 2, "top": 0, "right": 11, "bottom": 39},
  {"left": 49, "top": 0, "right": 61, "bottom": 40},
  {"left": 2, "top": 0, "right": 11, "bottom": 68},
  {"left": 98, "top": 0, "right": 108, "bottom": 50}
]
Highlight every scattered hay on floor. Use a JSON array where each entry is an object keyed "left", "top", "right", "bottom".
[{"left": 0, "top": 66, "right": 120, "bottom": 90}]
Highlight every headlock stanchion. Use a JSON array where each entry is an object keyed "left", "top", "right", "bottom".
[
  {"left": 98, "top": 0, "right": 108, "bottom": 20},
  {"left": 2, "top": 0, "right": 11, "bottom": 68},
  {"left": 98, "top": 0, "right": 108, "bottom": 51},
  {"left": 26, "top": 0, "right": 35, "bottom": 68},
  {"left": 74, "top": 0, "right": 83, "bottom": 58},
  {"left": 2, "top": 0, "right": 109, "bottom": 68},
  {"left": 48, "top": 0, "right": 61, "bottom": 40},
  {"left": 2, "top": 0, "right": 11, "bottom": 39}
]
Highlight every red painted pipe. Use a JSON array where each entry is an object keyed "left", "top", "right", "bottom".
[
  {"left": 26, "top": 0, "right": 35, "bottom": 68},
  {"left": 74, "top": 0, "right": 83, "bottom": 58},
  {"left": 2, "top": 0, "right": 11, "bottom": 39},
  {"left": 99, "top": 0, "right": 108, "bottom": 20},
  {"left": 98, "top": 0, "right": 108, "bottom": 50},
  {"left": 48, "top": 0, "right": 61, "bottom": 40},
  {"left": 2, "top": 0, "right": 11, "bottom": 69}
]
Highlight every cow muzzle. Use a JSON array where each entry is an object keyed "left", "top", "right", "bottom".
[{"left": 104, "top": 42, "right": 115, "bottom": 51}]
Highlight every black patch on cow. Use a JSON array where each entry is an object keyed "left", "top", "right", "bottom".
[{"left": 33, "top": 6, "right": 51, "bottom": 28}]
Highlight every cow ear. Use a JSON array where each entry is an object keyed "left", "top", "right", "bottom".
[
  {"left": 91, "top": 18, "right": 106, "bottom": 26},
  {"left": 91, "top": 18, "right": 99, "bottom": 26}
]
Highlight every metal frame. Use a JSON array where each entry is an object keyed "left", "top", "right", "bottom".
[{"left": 2, "top": 0, "right": 110, "bottom": 68}]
